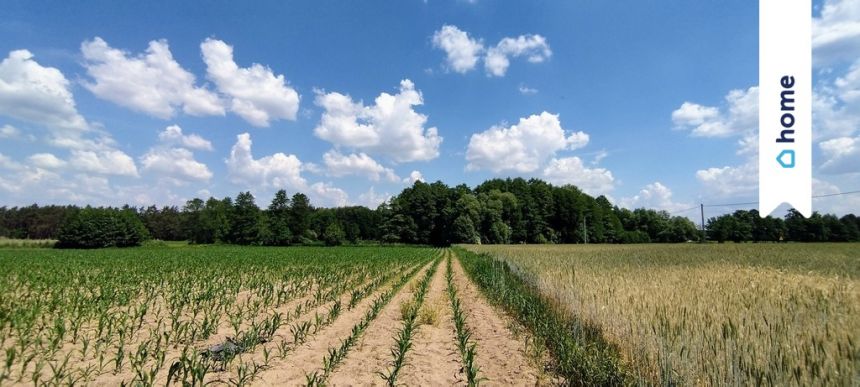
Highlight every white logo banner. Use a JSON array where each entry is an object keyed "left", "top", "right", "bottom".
[{"left": 759, "top": 0, "right": 811, "bottom": 217}]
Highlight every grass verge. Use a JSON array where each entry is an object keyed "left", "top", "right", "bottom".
[{"left": 453, "top": 247, "right": 629, "bottom": 386}]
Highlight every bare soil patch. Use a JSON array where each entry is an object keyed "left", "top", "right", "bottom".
[
  {"left": 389, "top": 258, "right": 461, "bottom": 386},
  {"left": 254, "top": 261, "right": 433, "bottom": 385},
  {"left": 450, "top": 254, "right": 543, "bottom": 386},
  {"left": 324, "top": 262, "right": 435, "bottom": 386}
]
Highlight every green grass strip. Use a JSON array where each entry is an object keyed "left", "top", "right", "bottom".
[{"left": 453, "top": 247, "right": 629, "bottom": 386}]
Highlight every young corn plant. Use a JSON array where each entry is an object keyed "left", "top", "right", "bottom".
[
  {"left": 0, "top": 246, "right": 436, "bottom": 384},
  {"left": 445, "top": 251, "right": 484, "bottom": 386},
  {"left": 312, "top": 256, "right": 434, "bottom": 385},
  {"left": 379, "top": 258, "right": 439, "bottom": 386}
]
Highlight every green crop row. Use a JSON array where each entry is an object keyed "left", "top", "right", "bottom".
[
  {"left": 378, "top": 257, "right": 439, "bottom": 386},
  {"left": 307, "top": 253, "right": 438, "bottom": 386},
  {"left": 454, "top": 247, "right": 628, "bottom": 386},
  {"left": 445, "top": 250, "right": 483, "bottom": 386},
  {"left": 0, "top": 246, "right": 436, "bottom": 385}
]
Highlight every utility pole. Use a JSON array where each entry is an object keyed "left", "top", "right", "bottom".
[{"left": 700, "top": 203, "right": 706, "bottom": 243}]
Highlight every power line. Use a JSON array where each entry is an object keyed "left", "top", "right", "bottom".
[
  {"left": 627, "top": 190, "right": 858, "bottom": 217},
  {"left": 812, "top": 189, "right": 860, "bottom": 198},
  {"left": 703, "top": 201, "right": 758, "bottom": 208},
  {"left": 689, "top": 189, "right": 860, "bottom": 243},
  {"left": 701, "top": 189, "right": 860, "bottom": 208},
  {"left": 669, "top": 205, "right": 700, "bottom": 214}
]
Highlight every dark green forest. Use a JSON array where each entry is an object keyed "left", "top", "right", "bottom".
[{"left": 1, "top": 178, "right": 858, "bottom": 247}]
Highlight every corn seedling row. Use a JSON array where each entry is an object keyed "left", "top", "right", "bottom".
[
  {"left": 305, "top": 254, "right": 439, "bottom": 386},
  {"left": 169, "top": 259, "right": 428, "bottom": 386},
  {"left": 446, "top": 251, "right": 483, "bottom": 386},
  {"left": 377, "top": 256, "right": 440, "bottom": 386}
]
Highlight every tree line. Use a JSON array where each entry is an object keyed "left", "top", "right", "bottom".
[
  {"left": 1, "top": 178, "right": 858, "bottom": 247},
  {"left": 707, "top": 208, "right": 860, "bottom": 242}
]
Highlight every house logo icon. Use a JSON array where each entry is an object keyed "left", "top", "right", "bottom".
[{"left": 776, "top": 149, "right": 795, "bottom": 169}]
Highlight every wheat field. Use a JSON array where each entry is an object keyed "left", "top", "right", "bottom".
[{"left": 464, "top": 243, "right": 860, "bottom": 385}]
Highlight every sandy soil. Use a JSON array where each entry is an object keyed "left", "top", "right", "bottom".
[
  {"left": 89, "top": 272, "right": 354, "bottom": 386},
  {"left": 450, "top": 252, "right": 543, "bottom": 386},
  {"left": 327, "top": 259, "right": 457, "bottom": 386},
  {"left": 397, "top": 257, "right": 462, "bottom": 386},
  {"left": 253, "top": 261, "right": 434, "bottom": 385},
  {"left": 322, "top": 260, "right": 436, "bottom": 386},
  {"left": 14, "top": 253, "right": 550, "bottom": 386},
  {"left": 82, "top": 266, "right": 390, "bottom": 386},
  {"left": 20, "top": 277, "right": 324, "bottom": 387}
]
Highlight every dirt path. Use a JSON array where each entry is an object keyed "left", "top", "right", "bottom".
[
  {"left": 450, "top": 251, "right": 543, "bottom": 386},
  {"left": 388, "top": 254, "right": 462, "bottom": 386},
  {"left": 326, "top": 259, "right": 442, "bottom": 386},
  {"left": 254, "top": 260, "right": 434, "bottom": 385}
]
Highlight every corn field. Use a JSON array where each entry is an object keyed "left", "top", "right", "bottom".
[
  {"left": 0, "top": 246, "right": 432, "bottom": 385},
  {"left": 0, "top": 246, "right": 552, "bottom": 386}
]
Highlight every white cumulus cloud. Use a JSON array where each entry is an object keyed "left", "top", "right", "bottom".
[
  {"left": 322, "top": 150, "right": 399, "bottom": 182},
  {"left": 431, "top": 25, "right": 484, "bottom": 73},
  {"left": 671, "top": 87, "right": 758, "bottom": 138},
  {"left": 81, "top": 37, "right": 224, "bottom": 119},
  {"left": 141, "top": 147, "right": 212, "bottom": 182},
  {"left": 28, "top": 153, "right": 66, "bottom": 169},
  {"left": 69, "top": 149, "right": 138, "bottom": 177},
  {"left": 0, "top": 153, "right": 24, "bottom": 171},
  {"left": 695, "top": 161, "right": 758, "bottom": 198},
  {"left": 309, "top": 182, "right": 350, "bottom": 207},
  {"left": 0, "top": 48, "right": 140, "bottom": 178},
  {"left": 358, "top": 187, "right": 391, "bottom": 208},
  {"left": 0, "top": 124, "right": 20, "bottom": 139},
  {"left": 485, "top": 34, "right": 552, "bottom": 77},
  {"left": 619, "top": 182, "right": 691, "bottom": 212},
  {"left": 466, "top": 111, "right": 588, "bottom": 173},
  {"left": 0, "top": 49, "right": 89, "bottom": 132},
  {"left": 201, "top": 38, "right": 300, "bottom": 127},
  {"left": 431, "top": 26, "right": 552, "bottom": 77},
  {"left": 542, "top": 156, "right": 615, "bottom": 196},
  {"left": 0, "top": 155, "right": 59, "bottom": 193},
  {"left": 403, "top": 170, "right": 425, "bottom": 184},
  {"left": 226, "top": 132, "right": 306, "bottom": 189},
  {"left": 834, "top": 59, "right": 860, "bottom": 104},
  {"left": 812, "top": 0, "right": 860, "bottom": 66},
  {"left": 158, "top": 124, "right": 213, "bottom": 151},
  {"left": 671, "top": 102, "right": 719, "bottom": 127},
  {"left": 819, "top": 136, "right": 860, "bottom": 174},
  {"left": 314, "top": 79, "right": 442, "bottom": 163}
]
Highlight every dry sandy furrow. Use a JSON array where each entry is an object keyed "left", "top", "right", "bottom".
[
  {"left": 397, "top": 253, "right": 462, "bottom": 386},
  {"left": 89, "top": 270, "right": 372, "bottom": 386},
  {"left": 450, "top": 252, "right": 541, "bottom": 386},
  {"left": 253, "top": 260, "right": 434, "bottom": 385},
  {"left": 326, "top": 260, "right": 441, "bottom": 386},
  {"left": 89, "top": 281, "right": 328, "bottom": 386},
  {"left": 219, "top": 263, "right": 424, "bottom": 383}
]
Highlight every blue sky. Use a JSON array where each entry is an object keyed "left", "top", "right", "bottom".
[{"left": 0, "top": 0, "right": 858, "bottom": 216}]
